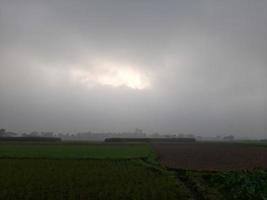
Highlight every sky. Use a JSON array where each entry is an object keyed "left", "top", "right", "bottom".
[{"left": 0, "top": 0, "right": 266, "bottom": 138}]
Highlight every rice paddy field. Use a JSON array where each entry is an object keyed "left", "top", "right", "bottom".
[{"left": 0, "top": 141, "right": 267, "bottom": 200}]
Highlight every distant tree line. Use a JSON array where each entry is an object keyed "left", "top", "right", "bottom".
[
  {"left": 105, "top": 137, "right": 196, "bottom": 143},
  {"left": 0, "top": 129, "right": 55, "bottom": 138},
  {"left": 0, "top": 129, "right": 61, "bottom": 142}
]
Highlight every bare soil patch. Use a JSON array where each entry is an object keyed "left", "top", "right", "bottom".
[{"left": 153, "top": 143, "right": 267, "bottom": 170}]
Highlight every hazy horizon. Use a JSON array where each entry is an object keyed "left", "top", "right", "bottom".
[{"left": 0, "top": 0, "right": 266, "bottom": 138}]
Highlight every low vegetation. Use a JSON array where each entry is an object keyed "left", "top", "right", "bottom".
[
  {"left": 173, "top": 169, "right": 267, "bottom": 200},
  {"left": 0, "top": 143, "right": 152, "bottom": 159},
  {"left": 0, "top": 141, "right": 267, "bottom": 199},
  {"left": 0, "top": 159, "right": 186, "bottom": 200}
]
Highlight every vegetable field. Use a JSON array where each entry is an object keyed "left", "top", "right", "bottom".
[{"left": 172, "top": 169, "right": 267, "bottom": 200}]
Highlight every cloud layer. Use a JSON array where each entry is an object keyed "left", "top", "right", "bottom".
[{"left": 0, "top": 0, "right": 266, "bottom": 138}]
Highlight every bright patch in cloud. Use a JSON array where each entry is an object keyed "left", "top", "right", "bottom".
[{"left": 70, "top": 60, "right": 151, "bottom": 90}]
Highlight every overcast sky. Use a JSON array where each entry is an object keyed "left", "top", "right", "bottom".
[{"left": 0, "top": 0, "right": 266, "bottom": 138}]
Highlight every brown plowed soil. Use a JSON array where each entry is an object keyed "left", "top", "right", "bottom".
[{"left": 153, "top": 143, "right": 267, "bottom": 170}]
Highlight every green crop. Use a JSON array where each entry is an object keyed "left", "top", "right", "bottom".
[
  {"left": 0, "top": 159, "right": 184, "bottom": 200},
  {"left": 207, "top": 170, "right": 267, "bottom": 200},
  {"left": 0, "top": 143, "right": 153, "bottom": 159}
]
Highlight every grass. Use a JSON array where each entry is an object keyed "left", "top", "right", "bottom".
[
  {"left": 0, "top": 142, "right": 153, "bottom": 159},
  {"left": 0, "top": 159, "right": 188, "bottom": 200}
]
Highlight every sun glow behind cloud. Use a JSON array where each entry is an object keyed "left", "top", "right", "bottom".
[{"left": 70, "top": 60, "right": 151, "bottom": 90}]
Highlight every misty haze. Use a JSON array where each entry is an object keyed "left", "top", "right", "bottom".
[
  {"left": 0, "top": 0, "right": 266, "bottom": 139},
  {"left": 0, "top": 0, "right": 267, "bottom": 200}
]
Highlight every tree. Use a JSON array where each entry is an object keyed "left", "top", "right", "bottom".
[
  {"left": 0, "top": 129, "right": 6, "bottom": 137},
  {"left": 223, "top": 135, "right": 235, "bottom": 141}
]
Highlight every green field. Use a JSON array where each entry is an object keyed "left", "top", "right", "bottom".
[
  {"left": 0, "top": 159, "right": 190, "bottom": 200},
  {"left": 0, "top": 143, "right": 152, "bottom": 159},
  {"left": 1, "top": 141, "right": 267, "bottom": 200},
  {"left": 0, "top": 142, "right": 189, "bottom": 200}
]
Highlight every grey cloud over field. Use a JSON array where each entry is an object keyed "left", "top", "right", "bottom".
[{"left": 0, "top": 0, "right": 266, "bottom": 137}]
